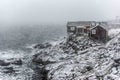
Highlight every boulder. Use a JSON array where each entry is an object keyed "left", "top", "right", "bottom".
[
  {"left": 34, "top": 43, "right": 52, "bottom": 49},
  {"left": 32, "top": 57, "right": 43, "bottom": 65},
  {"left": 3, "top": 67, "right": 15, "bottom": 73},
  {"left": 32, "top": 54, "right": 55, "bottom": 65},
  {"left": 11, "top": 59, "right": 23, "bottom": 65},
  {"left": 81, "top": 66, "right": 93, "bottom": 74},
  {"left": 0, "top": 60, "right": 10, "bottom": 66}
]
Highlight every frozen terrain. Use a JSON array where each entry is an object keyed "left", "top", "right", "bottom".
[
  {"left": 32, "top": 28, "right": 120, "bottom": 80},
  {"left": 108, "top": 28, "right": 120, "bottom": 38},
  {"left": 0, "top": 28, "right": 120, "bottom": 80},
  {"left": 0, "top": 50, "right": 34, "bottom": 80}
]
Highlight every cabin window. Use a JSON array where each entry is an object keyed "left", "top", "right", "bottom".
[
  {"left": 70, "top": 27, "right": 75, "bottom": 31},
  {"left": 91, "top": 23, "right": 96, "bottom": 26},
  {"left": 84, "top": 29, "right": 87, "bottom": 33},
  {"left": 92, "top": 30, "right": 96, "bottom": 34},
  {"left": 78, "top": 28, "right": 83, "bottom": 33}
]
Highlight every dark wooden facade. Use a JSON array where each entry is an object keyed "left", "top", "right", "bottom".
[
  {"left": 67, "top": 21, "right": 93, "bottom": 36},
  {"left": 67, "top": 21, "right": 108, "bottom": 42},
  {"left": 67, "top": 26, "right": 76, "bottom": 34},
  {"left": 89, "top": 25, "right": 108, "bottom": 43}
]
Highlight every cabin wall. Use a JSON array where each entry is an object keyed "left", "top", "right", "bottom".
[
  {"left": 67, "top": 26, "right": 77, "bottom": 41},
  {"left": 89, "top": 26, "right": 108, "bottom": 43},
  {"left": 67, "top": 24, "right": 108, "bottom": 43},
  {"left": 67, "top": 26, "right": 76, "bottom": 34}
]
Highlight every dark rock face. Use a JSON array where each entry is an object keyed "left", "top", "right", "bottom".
[
  {"left": 0, "top": 59, "right": 23, "bottom": 74},
  {"left": 0, "top": 60, "right": 10, "bottom": 66},
  {"left": 81, "top": 66, "right": 93, "bottom": 74},
  {"left": 31, "top": 61, "right": 49, "bottom": 80},
  {"left": 114, "top": 58, "right": 120, "bottom": 64},
  {"left": 3, "top": 67, "right": 15, "bottom": 73},
  {"left": 11, "top": 59, "right": 23, "bottom": 65},
  {"left": 0, "top": 58, "right": 23, "bottom": 66},
  {"left": 32, "top": 57, "right": 43, "bottom": 65},
  {"left": 32, "top": 53, "right": 55, "bottom": 65},
  {"left": 113, "top": 58, "right": 120, "bottom": 67},
  {"left": 32, "top": 58, "right": 55, "bottom": 65},
  {"left": 34, "top": 43, "right": 52, "bottom": 49},
  {"left": 32, "top": 66, "right": 49, "bottom": 80},
  {"left": 31, "top": 53, "right": 54, "bottom": 80},
  {"left": 86, "top": 66, "right": 93, "bottom": 71}
]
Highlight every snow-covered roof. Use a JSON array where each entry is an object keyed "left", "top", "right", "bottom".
[
  {"left": 90, "top": 23, "right": 109, "bottom": 31},
  {"left": 76, "top": 26, "right": 85, "bottom": 28},
  {"left": 67, "top": 21, "right": 108, "bottom": 27},
  {"left": 67, "top": 21, "right": 95, "bottom": 27}
]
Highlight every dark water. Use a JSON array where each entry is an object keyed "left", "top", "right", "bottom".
[
  {"left": 0, "top": 24, "right": 66, "bottom": 50},
  {"left": 0, "top": 24, "right": 66, "bottom": 80},
  {"left": 0, "top": 48, "right": 49, "bottom": 80}
]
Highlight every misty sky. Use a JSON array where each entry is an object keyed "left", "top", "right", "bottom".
[{"left": 0, "top": 0, "right": 120, "bottom": 25}]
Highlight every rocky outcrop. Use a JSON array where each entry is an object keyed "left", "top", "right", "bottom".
[
  {"left": 3, "top": 67, "right": 15, "bottom": 73},
  {"left": 34, "top": 42, "right": 52, "bottom": 49},
  {"left": 11, "top": 59, "right": 23, "bottom": 65},
  {"left": 31, "top": 34, "right": 120, "bottom": 80},
  {"left": 0, "top": 60, "right": 10, "bottom": 66}
]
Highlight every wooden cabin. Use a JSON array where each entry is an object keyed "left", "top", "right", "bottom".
[
  {"left": 67, "top": 21, "right": 108, "bottom": 42},
  {"left": 89, "top": 25, "right": 108, "bottom": 43},
  {"left": 67, "top": 21, "right": 95, "bottom": 41},
  {"left": 75, "top": 26, "right": 90, "bottom": 36},
  {"left": 67, "top": 21, "right": 95, "bottom": 35}
]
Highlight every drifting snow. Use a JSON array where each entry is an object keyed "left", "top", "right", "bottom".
[
  {"left": 0, "top": 50, "right": 34, "bottom": 80},
  {"left": 32, "top": 32, "right": 120, "bottom": 80},
  {"left": 108, "top": 28, "right": 120, "bottom": 38}
]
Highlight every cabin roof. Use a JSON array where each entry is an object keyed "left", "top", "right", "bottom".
[
  {"left": 76, "top": 26, "right": 86, "bottom": 28},
  {"left": 67, "top": 21, "right": 108, "bottom": 27},
  {"left": 67, "top": 21, "right": 95, "bottom": 27},
  {"left": 90, "top": 24, "right": 108, "bottom": 31}
]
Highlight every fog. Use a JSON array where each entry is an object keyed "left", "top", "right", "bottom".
[
  {"left": 0, "top": 24, "right": 66, "bottom": 49},
  {"left": 0, "top": 0, "right": 120, "bottom": 25},
  {"left": 0, "top": 0, "right": 120, "bottom": 49}
]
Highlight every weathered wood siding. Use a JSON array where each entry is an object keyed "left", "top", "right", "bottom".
[
  {"left": 67, "top": 26, "right": 76, "bottom": 34},
  {"left": 89, "top": 26, "right": 108, "bottom": 43}
]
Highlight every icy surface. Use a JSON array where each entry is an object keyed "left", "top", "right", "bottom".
[
  {"left": 0, "top": 50, "right": 34, "bottom": 80},
  {"left": 1, "top": 29, "right": 120, "bottom": 80},
  {"left": 32, "top": 33, "right": 120, "bottom": 80},
  {"left": 109, "top": 28, "right": 120, "bottom": 38}
]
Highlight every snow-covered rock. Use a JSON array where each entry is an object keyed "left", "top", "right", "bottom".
[
  {"left": 109, "top": 28, "right": 120, "bottom": 38},
  {"left": 32, "top": 33, "right": 120, "bottom": 80},
  {"left": 0, "top": 50, "right": 34, "bottom": 80}
]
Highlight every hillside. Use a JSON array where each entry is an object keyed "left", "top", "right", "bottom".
[{"left": 32, "top": 31, "right": 120, "bottom": 80}]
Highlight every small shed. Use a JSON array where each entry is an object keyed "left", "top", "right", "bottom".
[
  {"left": 76, "top": 26, "right": 88, "bottom": 36},
  {"left": 89, "top": 25, "right": 108, "bottom": 43},
  {"left": 67, "top": 21, "right": 95, "bottom": 35}
]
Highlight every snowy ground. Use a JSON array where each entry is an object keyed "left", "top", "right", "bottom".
[
  {"left": 0, "top": 50, "right": 34, "bottom": 80},
  {"left": 32, "top": 30, "right": 120, "bottom": 80},
  {"left": 108, "top": 28, "right": 120, "bottom": 38},
  {"left": 1, "top": 28, "right": 120, "bottom": 80}
]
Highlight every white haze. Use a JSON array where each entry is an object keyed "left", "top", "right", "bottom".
[
  {"left": 0, "top": 0, "right": 120, "bottom": 25},
  {"left": 0, "top": 0, "right": 120, "bottom": 49}
]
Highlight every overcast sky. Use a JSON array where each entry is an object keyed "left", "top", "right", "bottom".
[{"left": 0, "top": 0, "right": 120, "bottom": 25}]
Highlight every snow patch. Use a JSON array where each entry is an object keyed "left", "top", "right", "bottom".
[{"left": 109, "top": 28, "right": 120, "bottom": 38}]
